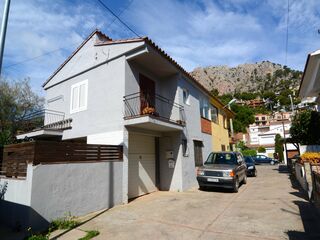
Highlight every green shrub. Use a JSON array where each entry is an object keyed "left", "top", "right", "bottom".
[
  {"left": 50, "top": 212, "right": 79, "bottom": 231},
  {"left": 27, "top": 235, "right": 48, "bottom": 240},
  {"left": 241, "top": 149, "right": 257, "bottom": 156},
  {"left": 257, "top": 146, "right": 266, "bottom": 153}
]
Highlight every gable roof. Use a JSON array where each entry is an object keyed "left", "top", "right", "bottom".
[
  {"left": 42, "top": 30, "right": 234, "bottom": 117},
  {"left": 42, "top": 29, "right": 112, "bottom": 88}
]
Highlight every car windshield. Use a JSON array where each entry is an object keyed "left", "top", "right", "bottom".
[
  {"left": 205, "top": 153, "right": 237, "bottom": 165},
  {"left": 244, "top": 156, "right": 254, "bottom": 163}
]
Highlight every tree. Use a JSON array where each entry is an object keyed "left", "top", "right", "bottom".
[
  {"left": 210, "top": 88, "right": 219, "bottom": 96},
  {"left": 257, "top": 146, "right": 266, "bottom": 153},
  {"left": 0, "top": 78, "right": 43, "bottom": 146},
  {"left": 231, "top": 104, "right": 255, "bottom": 133},
  {"left": 236, "top": 140, "right": 257, "bottom": 156},
  {"left": 275, "top": 134, "right": 284, "bottom": 162},
  {"left": 290, "top": 110, "right": 320, "bottom": 145}
]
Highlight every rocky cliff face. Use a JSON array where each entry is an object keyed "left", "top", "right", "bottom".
[{"left": 190, "top": 61, "right": 301, "bottom": 95}]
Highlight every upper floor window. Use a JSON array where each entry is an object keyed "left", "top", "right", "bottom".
[
  {"left": 222, "top": 114, "right": 228, "bottom": 129},
  {"left": 200, "top": 97, "right": 210, "bottom": 119},
  {"left": 70, "top": 80, "right": 88, "bottom": 114},
  {"left": 182, "top": 89, "right": 190, "bottom": 105},
  {"left": 210, "top": 105, "right": 218, "bottom": 123}
]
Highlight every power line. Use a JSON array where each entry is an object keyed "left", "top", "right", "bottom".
[
  {"left": 106, "top": 0, "right": 134, "bottom": 30},
  {"left": 3, "top": 0, "right": 135, "bottom": 70},
  {"left": 97, "top": 0, "right": 140, "bottom": 38},
  {"left": 3, "top": 46, "right": 75, "bottom": 69},
  {"left": 285, "top": 0, "right": 290, "bottom": 66}
]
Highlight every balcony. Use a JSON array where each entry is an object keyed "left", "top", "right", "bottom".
[
  {"left": 16, "top": 109, "right": 72, "bottom": 140},
  {"left": 123, "top": 92, "right": 185, "bottom": 131}
]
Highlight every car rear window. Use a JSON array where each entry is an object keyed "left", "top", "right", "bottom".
[{"left": 205, "top": 153, "right": 237, "bottom": 165}]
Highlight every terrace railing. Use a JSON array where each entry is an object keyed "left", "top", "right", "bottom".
[
  {"left": 123, "top": 92, "right": 185, "bottom": 125},
  {"left": 19, "top": 109, "right": 72, "bottom": 134}
]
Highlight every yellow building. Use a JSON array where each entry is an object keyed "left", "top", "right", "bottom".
[{"left": 210, "top": 97, "right": 235, "bottom": 152}]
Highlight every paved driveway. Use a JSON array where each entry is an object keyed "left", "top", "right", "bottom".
[{"left": 60, "top": 165, "right": 320, "bottom": 240}]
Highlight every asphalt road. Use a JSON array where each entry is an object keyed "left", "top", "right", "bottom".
[{"left": 60, "top": 165, "right": 320, "bottom": 240}]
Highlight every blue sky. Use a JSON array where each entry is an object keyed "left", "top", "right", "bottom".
[{"left": 1, "top": 0, "right": 320, "bottom": 94}]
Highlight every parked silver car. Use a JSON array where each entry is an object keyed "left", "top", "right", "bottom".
[{"left": 197, "top": 152, "right": 247, "bottom": 192}]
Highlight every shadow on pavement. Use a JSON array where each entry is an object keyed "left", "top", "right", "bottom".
[
  {"left": 277, "top": 164, "right": 290, "bottom": 174},
  {"left": 286, "top": 200, "right": 320, "bottom": 240},
  {"left": 278, "top": 165, "right": 320, "bottom": 240},
  {"left": 198, "top": 187, "right": 235, "bottom": 193}
]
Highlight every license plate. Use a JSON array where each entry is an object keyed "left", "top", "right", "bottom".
[{"left": 207, "top": 178, "right": 219, "bottom": 182}]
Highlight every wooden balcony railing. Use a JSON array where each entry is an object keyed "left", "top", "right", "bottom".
[
  {"left": 123, "top": 92, "right": 185, "bottom": 125},
  {"left": 0, "top": 141, "right": 123, "bottom": 179}
]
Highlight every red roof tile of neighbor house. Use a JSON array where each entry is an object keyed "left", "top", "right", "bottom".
[{"left": 42, "top": 30, "right": 234, "bottom": 117}]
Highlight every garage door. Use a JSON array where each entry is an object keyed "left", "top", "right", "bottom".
[{"left": 128, "top": 133, "right": 157, "bottom": 199}]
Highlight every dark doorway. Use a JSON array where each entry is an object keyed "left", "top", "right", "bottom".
[
  {"left": 139, "top": 74, "right": 155, "bottom": 114},
  {"left": 193, "top": 140, "right": 203, "bottom": 166}
]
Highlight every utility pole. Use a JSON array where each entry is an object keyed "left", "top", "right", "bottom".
[
  {"left": 0, "top": 0, "right": 11, "bottom": 76},
  {"left": 289, "top": 94, "right": 294, "bottom": 113}
]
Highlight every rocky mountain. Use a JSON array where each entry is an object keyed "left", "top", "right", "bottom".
[{"left": 190, "top": 61, "right": 302, "bottom": 95}]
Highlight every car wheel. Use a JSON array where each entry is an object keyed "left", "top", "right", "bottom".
[
  {"left": 254, "top": 170, "right": 257, "bottom": 177},
  {"left": 233, "top": 178, "right": 239, "bottom": 193},
  {"left": 270, "top": 160, "right": 275, "bottom": 165},
  {"left": 199, "top": 186, "right": 206, "bottom": 191},
  {"left": 243, "top": 174, "right": 247, "bottom": 184}
]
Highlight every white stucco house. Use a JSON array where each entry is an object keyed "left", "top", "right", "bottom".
[
  {"left": 16, "top": 30, "right": 216, "bottom": 203},
  {"left": 245, "top": 112, "right": 297, "bottom": 163},
  {"left": 299, "top": 49, "right": 320, "bottom": 111}
]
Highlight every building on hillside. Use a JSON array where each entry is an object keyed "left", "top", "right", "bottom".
[
  {"left": 299, "top": 49, "right": 320, "bottom": 112},
  {"left": 254, "top": 113, "right": 270, "bottom": 126},
  {"left": 243, "top": 112, "right": 297, "bottom": 162},
  {"left": 236, "top": 98, "right": 266, "bottom": 108}
]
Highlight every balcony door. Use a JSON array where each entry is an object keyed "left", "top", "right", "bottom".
[{"left": 139, "top": 74, "right": 155, "bottom": 114}]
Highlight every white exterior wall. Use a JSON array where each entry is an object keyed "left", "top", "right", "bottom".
[
  {"left": 178, "top": 77, "right": 212, "bottom": 190},
  {"left": 31, "top": 162, "right": 123, "bottom": 222},
  {"left": 0, "top": 161, "right": 123, "bottom": 231},
  {"left": 0, "top": 165, "right": 33, "bottom": 206},
  {"left": 46, "top": 57, "right": 126, "bottom": 140}
]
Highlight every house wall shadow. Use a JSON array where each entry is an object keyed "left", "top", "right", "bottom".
[
  {"left": 0, "top": 200, "right": 49, "bottom": 237},
  {"left": 285, "top": 165, "right": 320, "bottom": 240}
]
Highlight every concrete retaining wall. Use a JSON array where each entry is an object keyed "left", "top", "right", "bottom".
[
  {"left": 295, "top": 163, "right": 308, "bottom": 191},
  {"left": 0, "top": 161, "right": 123, "bottom": 231}
]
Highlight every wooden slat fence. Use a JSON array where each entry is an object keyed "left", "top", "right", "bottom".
[{"left": 0, "top": 141, "right": 123, "bottom": 179}]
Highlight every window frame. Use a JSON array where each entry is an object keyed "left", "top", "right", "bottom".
[
  {"left": 200, "top": 97, "right": 210, "bottom": 120},
  {"left": 210, "top": 104, "right": 219, "bottom": 123},
  {"left": 70, "top": 79, "right": 88, "bottom": 114},
  {"left": 182, "top": 88, "right": 190, "bottom": 105}
]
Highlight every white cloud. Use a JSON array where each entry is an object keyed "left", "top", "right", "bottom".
[{"left": 1, "top": 0, "right": 319, "bottom": 95}]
